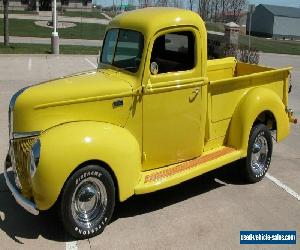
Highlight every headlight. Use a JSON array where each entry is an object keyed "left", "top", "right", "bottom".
[{"left": 30, "top": 139, "right": 41, "bottom": 178}]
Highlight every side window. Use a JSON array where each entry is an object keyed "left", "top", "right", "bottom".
[{"left": 150, "top": 31, "right": 195, "bottom": 74}]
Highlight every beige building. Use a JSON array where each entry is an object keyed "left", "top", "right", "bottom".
[{"left": 0, "top": 0, "right": 93, "bottom": 12}]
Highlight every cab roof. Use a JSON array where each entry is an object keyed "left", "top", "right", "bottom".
[{"left": 109, "top": 7, "right": 205, "bottom": 38}]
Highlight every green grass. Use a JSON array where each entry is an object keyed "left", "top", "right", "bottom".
[
  {"left": 240, "top": 35, "right": 300, "bottom": 55},
  {"left": 0, "top": 43, "right": 100, "bottom": 54},
  {"left": 206, "top": 21, "right": 300, "bottom": 55},
  {"left": 205, "top": 22, "right": 225, "bottom": 33},
  {"left": 0, "top": 19, "right": 106, "bottom": 40},
  {"left": 1, "top": 18, "right": 300, "bottom": 55},
  {"left": 63, "top": 11, "right": 107, "bottom": 19}
]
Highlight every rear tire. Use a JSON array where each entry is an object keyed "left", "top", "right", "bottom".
[
  {"left": 60, "top": 165, "right": 115, "bottom": 239},
  {"left": 241, "top": 124, "right": 273, "bottom": 183}
]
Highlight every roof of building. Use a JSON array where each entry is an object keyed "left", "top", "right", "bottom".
[{"left": 261, "top": 4, "right": 300, "bottom": 18}]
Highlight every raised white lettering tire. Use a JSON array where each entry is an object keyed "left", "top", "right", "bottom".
[
  {"left": 60, "top": 165, "right": 115, "bottom": 239},
  {"left": 242, "top": 124, "right": 273, "bottom": 183}
]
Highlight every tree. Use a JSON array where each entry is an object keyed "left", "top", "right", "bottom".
[
  {"left": 156, "top": 0, "right": 169, "bottom": 6},
  {"left": 173, "top": 0, "right": 183, "bottom": 8},
  {"left": 3, "top": 0, "right": 9, "bottom": 46},
  {"left": 230, "top": 0, "right": 247, "bottom": 22},
  {"left": 212, "top": 0, "right": 220, "bottom": 22},
  {"left": 139, "top": 0, "right": 153, "bottom": 7},
  {"left": 189, "top": 0, "right": 195, "bottom": 10},
  {"left": 221, "top": 0, "right": 230, "bottom": 22},
  {"left": 198, "top": 0, "right": 211, "bottom": 20}
]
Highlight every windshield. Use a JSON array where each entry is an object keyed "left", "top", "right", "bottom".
[{"left": 100, "top": 29, "right": 144, "bottom": 73}]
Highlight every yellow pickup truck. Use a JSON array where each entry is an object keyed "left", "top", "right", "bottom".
[{"left": 4, "top": 8, "right": 297, "bottom": 239}]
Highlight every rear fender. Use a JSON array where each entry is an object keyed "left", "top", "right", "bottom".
[{"left": 227, "top": 87, "right": 289, "bottom": 156}]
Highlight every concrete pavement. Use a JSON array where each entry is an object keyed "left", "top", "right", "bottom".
[
  {"left": 0, "top": 36, "right": 102, "bottom": 47},
  {"left": 101, "top": 12, "right": 113, "bottom": 20},
  {"left": 0, "top": 53, "right": 299, "bottom": 249}
]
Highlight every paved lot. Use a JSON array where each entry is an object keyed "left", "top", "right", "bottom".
[
  {"left": 0, "top": 53, "right": 299, "bottom": 250},
  {"left": 0, "top": 37, "right": 102, "bottom": 47}
]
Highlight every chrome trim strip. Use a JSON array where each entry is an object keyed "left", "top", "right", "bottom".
[
  {"left": 34, "top": 91, "right": 133, "bottom": 110},
  {"left": 144, "top": 78, "right": 207, "bottom": 95},
  {"left": 9, "top": 87, "right": 29, "bottom": 139},
  {"left": 147, "top": 77, "right": 207, "bottom": 90},
  {"left": 13, "top": 131, "right": 41, "bottom": 139},
  {"left": 4, "top": 160, "right": 39, "bottom": 216}
]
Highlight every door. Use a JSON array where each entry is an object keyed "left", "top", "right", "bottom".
[{"left": 142, "top": 28, "right": 205, "bottom": 171}]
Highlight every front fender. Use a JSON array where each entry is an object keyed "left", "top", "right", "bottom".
[
  {"left": 227, "top": 87, "right": 290, "bottom": 156},
  {"left": 31, "top": 121, "right": 141, "bottom": 210}
]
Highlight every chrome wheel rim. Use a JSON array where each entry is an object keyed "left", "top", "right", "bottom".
[
  {"left": 71, "top": 177, "right": 107, "bottom": 229},
  {"left": 251, "top": 135, "right": 269, "bottom": 177}
]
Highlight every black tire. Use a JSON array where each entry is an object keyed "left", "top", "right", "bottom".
[
  {"left": 60, "top": 165, "right": 115, "bottom": 239},
  {"left": 241, "top": 124, "right": 273, "bottom": 183}
]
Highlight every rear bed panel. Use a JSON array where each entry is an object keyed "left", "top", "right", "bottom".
[
  {"left": 207, "top": 57, "right": 236, "bottom": 81},
  {"left": 206, "top": 59, "right": 290, "bottom": 148}
]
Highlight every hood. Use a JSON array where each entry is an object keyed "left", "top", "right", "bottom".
[{"left": 13, "top": 70, "right": 133, "bottom": 133}]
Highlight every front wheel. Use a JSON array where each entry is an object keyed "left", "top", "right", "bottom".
[
  {"left": 60, "top": 165, "right": 115, "bottom": 239},
  {"left": 241, "top": 124, "right": 273, "bottom": 183}
]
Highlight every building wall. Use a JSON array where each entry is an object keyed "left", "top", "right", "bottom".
[
  {"left": 0, "top": 0, "right": 26, "bottom": 10},
  {"left": 0, "top": 0, "right": 92, "bottom": 11},
  {"left": 273, "top": 16, "right": 300, "bottom": 39},
  {"left": 247, "top": 5, "right": 274, "bottom": 37}
]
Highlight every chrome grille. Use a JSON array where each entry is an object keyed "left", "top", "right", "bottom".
[{"left": 11, "top": 137, "right": 36, "bottom": 198}]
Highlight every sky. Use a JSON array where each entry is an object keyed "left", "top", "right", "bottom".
[{"left": 95, "top": 0, "right": 300, "bottom": 8}]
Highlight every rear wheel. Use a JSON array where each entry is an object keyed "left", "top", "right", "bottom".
[
  {"left": 60, "top": 165, "right": 115, "bottom": 239},
  {"left": 241, "top": 124, "right": 273, "bottom": 183}
]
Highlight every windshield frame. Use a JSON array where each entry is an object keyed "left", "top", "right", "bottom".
[{"left": 99, "top": 28, "right": 144, "bottom": 74}]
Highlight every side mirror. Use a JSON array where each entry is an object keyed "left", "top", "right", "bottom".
[{"left": 150, "top": 62, "right": 159, "bottom": 75}]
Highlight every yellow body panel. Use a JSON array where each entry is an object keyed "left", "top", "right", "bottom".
[
  {"left": 32, "top": 121, "right": 141, "bottom": 209},
  {"left": 14, "top": 69, "right": 135, "bottom": 132},
  {"left": 8, "top": 8, "right": 293, "bottom": 210}
]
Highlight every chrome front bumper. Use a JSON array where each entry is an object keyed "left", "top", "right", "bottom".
[{"left": 4, "top": 156, "right": 39, "bottom": 215}]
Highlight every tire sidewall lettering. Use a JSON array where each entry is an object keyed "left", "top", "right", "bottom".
[
  {"left": 257, "top": 131, "right": 265, "bottom": 138},
  {"left": 75, "top": 171, "right": 102, "bottom": 186},
  {"left": 74, "top": 217, "right": 108, "bottom": 235}
]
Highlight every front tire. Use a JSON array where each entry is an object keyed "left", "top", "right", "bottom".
[
  {"left": 242, "top": 124, "right": 273, "bottom": 183},
  {"left": 60, "top": 165, "right": 115, "bottom": 239}
]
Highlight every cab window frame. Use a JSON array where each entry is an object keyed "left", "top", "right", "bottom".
[
  {"left": 99, "top": 28, "right": 145, "bottom": 74},
  {"left": 150, "top": 30, "right": 196, "bottom": 75}
]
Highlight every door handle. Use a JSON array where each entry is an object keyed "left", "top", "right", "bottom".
[
  {"left": 192, "top": 88, "right": 200, "bottom": 95},
  {"left": 189, "top": 88, "right": 200, "bottom": 103}
]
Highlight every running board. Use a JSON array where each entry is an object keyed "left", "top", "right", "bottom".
[{"left": 135, "top": 147, "right": 241, "bottom": 194}]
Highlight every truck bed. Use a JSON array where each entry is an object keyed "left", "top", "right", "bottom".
[{"left": 205, "top": 57, "right": 291, "bottom": 151}]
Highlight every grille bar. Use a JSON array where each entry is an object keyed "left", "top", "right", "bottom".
[{"left": 11, "top": 137, "right": 36, "bottom": 198}]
